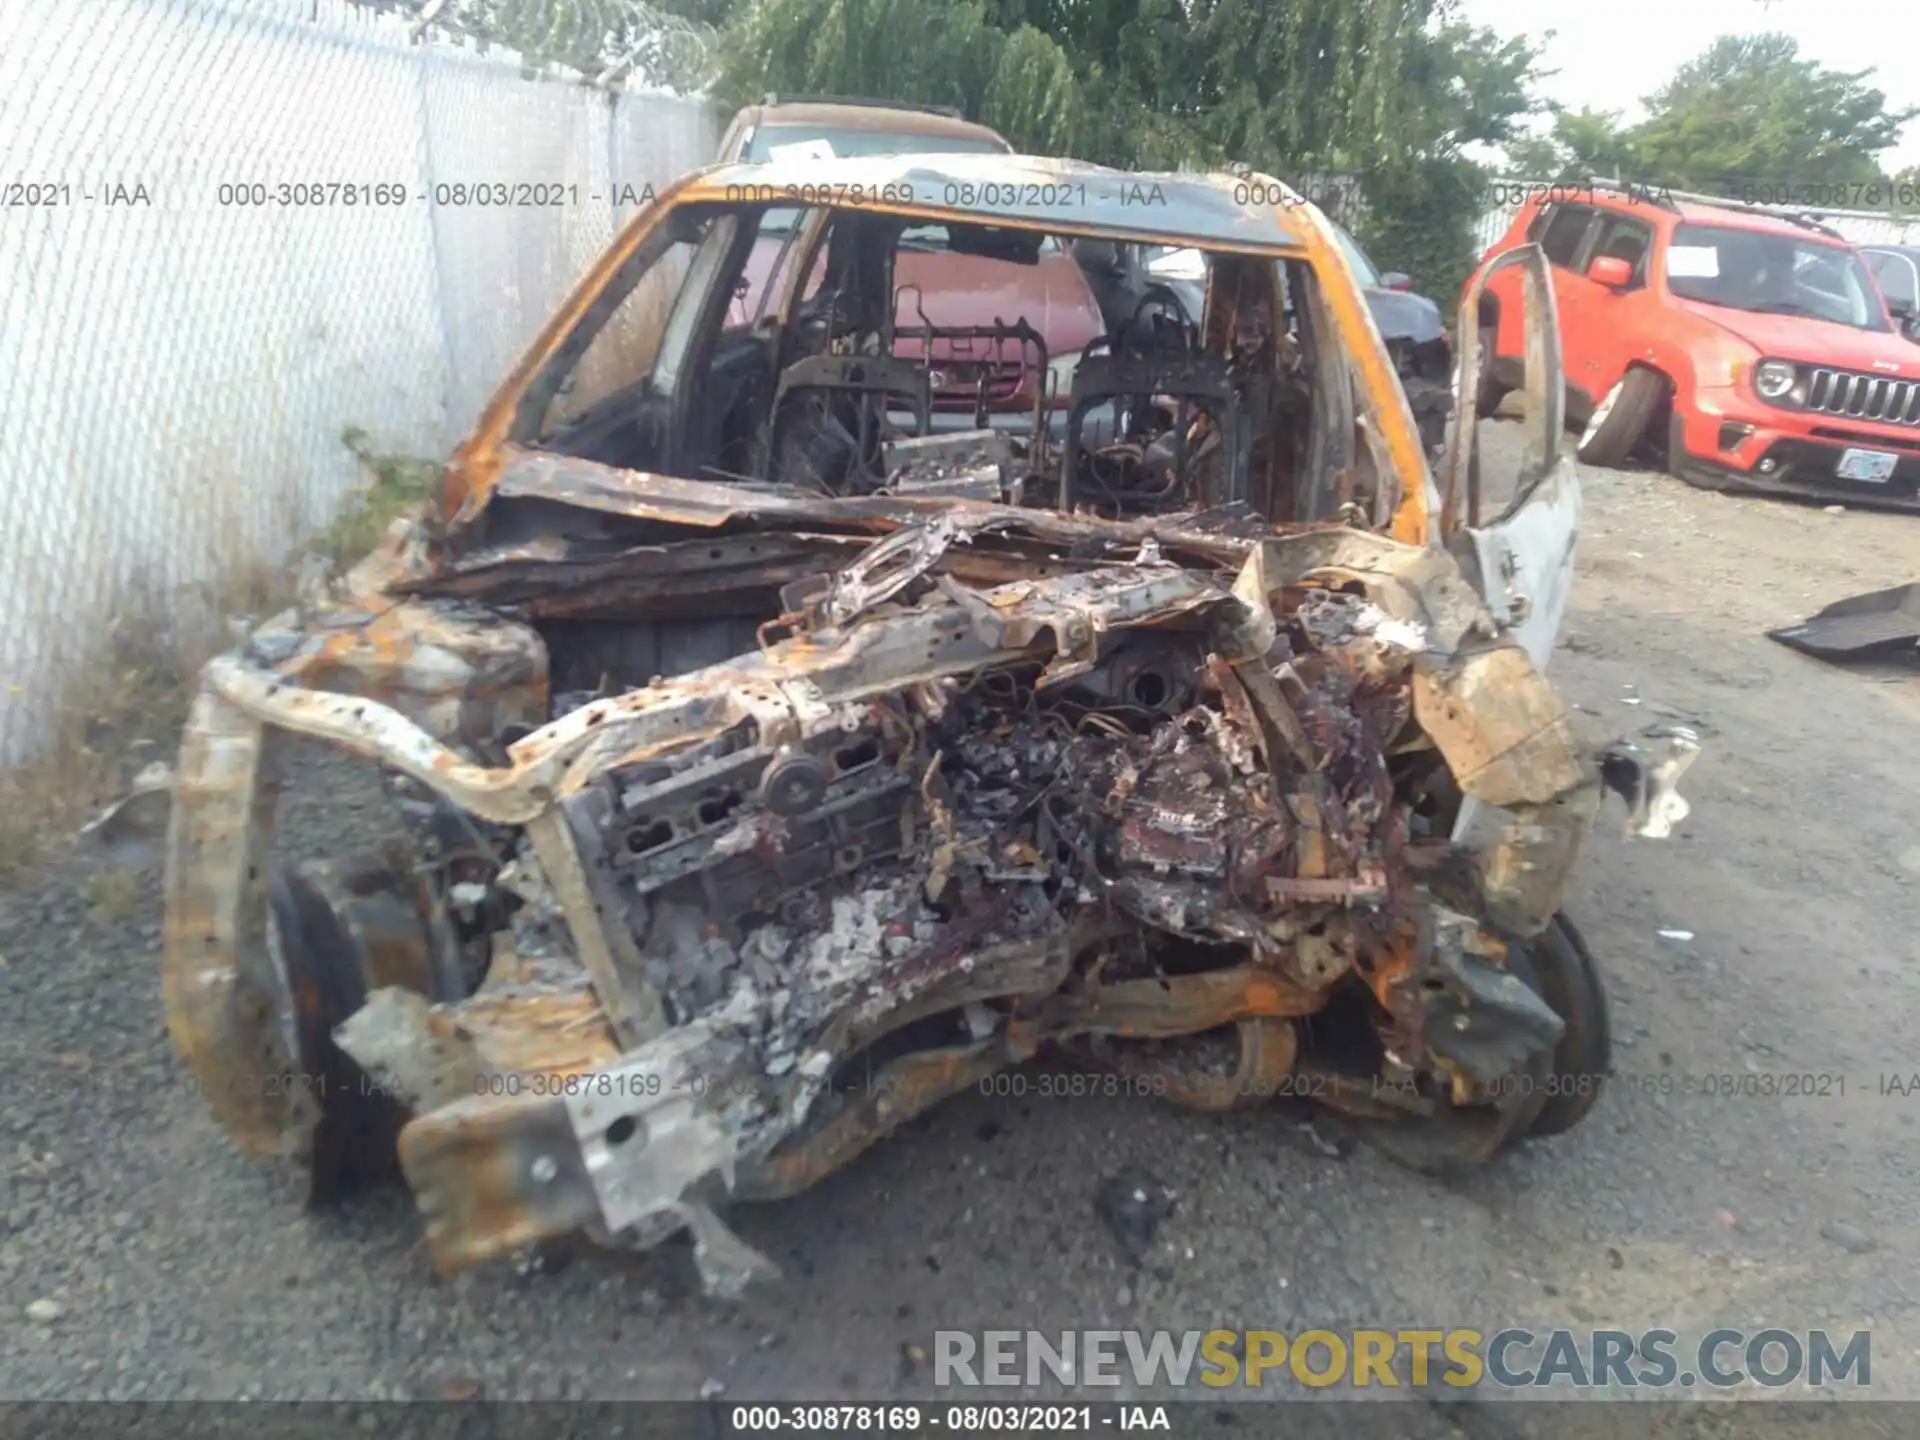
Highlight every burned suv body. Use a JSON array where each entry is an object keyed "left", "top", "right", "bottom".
[{"left": 146, "top": 154, "right": 1692, "bottom": 1294}]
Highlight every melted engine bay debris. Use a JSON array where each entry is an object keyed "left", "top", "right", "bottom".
[{"left": 149, "top": 464, "right": 1693, "bottom": 1299}]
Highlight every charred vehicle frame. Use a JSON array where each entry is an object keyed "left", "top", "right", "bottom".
[{"left": 119, "top": 154, "right": 1699, "bottom": 1296}]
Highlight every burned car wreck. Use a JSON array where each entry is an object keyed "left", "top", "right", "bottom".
[{"left": 135, "top": 156, "right": 1698, "bottom": 1296}]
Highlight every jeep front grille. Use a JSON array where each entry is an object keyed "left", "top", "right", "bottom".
[{"left": 1804, "top": 368, "right": 1920, "bottom": 427}]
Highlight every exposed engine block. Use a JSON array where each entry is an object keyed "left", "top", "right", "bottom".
[{"left": 558, "top": 601, "right": 1419, "bottom": 1040}]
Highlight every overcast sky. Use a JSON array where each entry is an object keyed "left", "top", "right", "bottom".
[{"left": 1456, "top": 0, "right": 1920, "bottom": 171}]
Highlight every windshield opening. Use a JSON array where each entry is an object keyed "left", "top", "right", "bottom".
[{"left": 1663, "top": 223, "right": 1890, "bottom": 331}]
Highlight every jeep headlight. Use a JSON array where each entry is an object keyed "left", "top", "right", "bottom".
[{"left": 1754, "top": 359, "right": 1798, "bottom": 402}]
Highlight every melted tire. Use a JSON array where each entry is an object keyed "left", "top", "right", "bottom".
[
  {"left": 1519, "top": 913, "right": 1611, "bottom": 1138},
  {"left": 1356, "top": 945, "right": 1554, "bottom": 1178},
  {"left": 268, "top": 862, "right": 408, "bottom": 1205}
]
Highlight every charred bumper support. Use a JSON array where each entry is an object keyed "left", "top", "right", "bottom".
[{"left": 159, "top": 474, "right": 1682, "bottom": 1296}]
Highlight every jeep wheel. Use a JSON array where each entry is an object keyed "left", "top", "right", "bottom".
[
  {"left": 1517, "top": 913, "right": 1611, "bottom": 1137},
  {"left": 1575, "top": 369, "right": 1666, "bottom": 466}
]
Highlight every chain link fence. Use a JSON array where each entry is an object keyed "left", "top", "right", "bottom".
[{"left": 0, "top": 0, "right": 718, "bottom": 764}]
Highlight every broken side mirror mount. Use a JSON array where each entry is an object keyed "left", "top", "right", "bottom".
[{"left": 1599, "top": 726, "right": 1703, "bottom": 839}]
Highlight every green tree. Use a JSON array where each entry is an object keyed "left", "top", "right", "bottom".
[
  {"left": 349, "top": 0, "right": 719, "bottom": 85},
  {"left": 1555, "top": 107, "right": 1639, "bottom": 177},
  {"left": 1354, "top": 16, "right": 1544, "bottom": 298},
  {"left": 1502, "top": 107, "right": 1640, "bottom": 181},
  {"left": 1502, "top": 132, "right": 1562, "bottom": 177},
  {"left": 716, "top": 0, "right": 1076, "bottom": 152},
  {"left": 716, "top": 0, "right": 1545, "bottom": 295},
  {"left": 1888, "top": 162, "right": 1920, "bottom": 215},
  {"left": 721, "top": 0, "right": 1541, "bottom": 173},
  {"left": 1627, "top": 34, "right": 1917, "bottom": 190},
  {"left": 977, "top": 24, "right": 1097, "bottom": 159},
  {"left": 650, "top": 0, "right": 739, "bottom": 23}
]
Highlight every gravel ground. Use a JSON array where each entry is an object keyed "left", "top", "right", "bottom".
[{"left": 2, "top": 420, "right": 1917, "bottom": 1433}]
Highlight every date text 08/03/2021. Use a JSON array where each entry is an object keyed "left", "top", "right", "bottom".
[
  {"left": 976, "top": 1069, "right": 1892, "bottom": 1103},
  {"left": 208, "top": 181, "right": 662, "bottom": 208},
  {"left": 14, "top": 1064, "right": 1909, "bottom": 1107},
  {"left": 715, "top": 181, "right": 1178, "bottom": 210},
  {"left": 9, "top": 180, "right": 664, "bottom": 208}
]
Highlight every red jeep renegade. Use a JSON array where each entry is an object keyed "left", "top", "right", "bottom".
[{"left": 1472, "top": 184, "right": 1920, "bottom": 508}]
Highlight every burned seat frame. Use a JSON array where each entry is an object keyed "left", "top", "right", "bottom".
[{"left": 1061, "top": 345, "right": 1250, "bottom": 512}]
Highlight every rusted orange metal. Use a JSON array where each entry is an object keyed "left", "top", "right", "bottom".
[
  {"left": 1051, "top": 965, "right": 1327, "bottom": 1039},
  {"left": 434, "top": 165, "right": 1432, "bottom": 541},
  {"left": 733, "top": 1031, "right": 1041, "bottom": 1201},
  {"left": 160, "top": 696, "right": 310, "bottom": 1162},
  {"left": 1135, "top": 1017, "right": 1300, "bottom": 1113},
  {"left": 398, "top": 1091, "right": 601, "bottom": 1274}
]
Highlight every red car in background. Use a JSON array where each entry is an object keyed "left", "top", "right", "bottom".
[
  {"left": 1471, "top": 184, "right": 1920, "bottom": 508},
  {"left": 718, "top": 97, "right": 1108, "bottom": 421}
]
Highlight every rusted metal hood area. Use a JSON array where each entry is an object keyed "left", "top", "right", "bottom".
[
  {"left": 149, "top": 476, "right": 1644, "bottom": 1290},
  {"left": 415, "top": 446, "right": 1282, "bottom": 612}
]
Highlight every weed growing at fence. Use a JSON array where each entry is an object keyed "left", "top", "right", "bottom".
[
  {"left": 83, "top": 867, "right": 143, "bottom": 923},
  {"left": 0, "top": 601, "right": 225, "bottom": 890},
  {"left": 0, "top": 431, "right": 442, "bottom": 892},
  {"left": 326, "top": 427, "right": 442, "bottom": 565}
]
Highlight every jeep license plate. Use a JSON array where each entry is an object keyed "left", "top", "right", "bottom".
[{"left": 1837, "top": 447, "right": 1899, "bottom": 483}]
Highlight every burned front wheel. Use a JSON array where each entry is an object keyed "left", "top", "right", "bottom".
[
  {"left": 1515, "top": 913, "right": 1610, "bottom": 1137},
  {"left": 1343, "top": 914, "right": 1610, "bottom": 1172},
  {"left": 1338, "top": 943, "right": 1556, "bottom": 1178},
  {"left": 265, "top": 854, "right": 467, "bottom": 1205}
]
